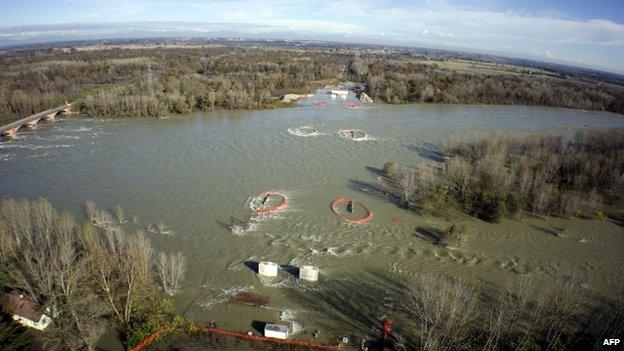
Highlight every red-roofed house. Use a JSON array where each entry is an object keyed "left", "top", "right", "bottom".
[{"left": 4, "top": 291, "right": 52, "bottom": 331}]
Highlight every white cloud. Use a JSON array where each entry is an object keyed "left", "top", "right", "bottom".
[
  {"left": 369, "top": 7, "right": 624, "bottom": 46},
  {"left": 187, "top": 0, "right": 624, "bottom": 46},
  {"left": 3, "top": 0, "right": 623, "bottom": 73}
]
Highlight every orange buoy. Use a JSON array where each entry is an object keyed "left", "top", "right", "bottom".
[
  {"left": 254, "top": 192, "right": 287, "bottom": 215},
  {"left": 330, "top": 198, "right": 373, "bottom": 223}
]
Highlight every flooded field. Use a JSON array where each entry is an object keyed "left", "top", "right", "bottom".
[{"left": 1, "top": 93, "right": 624, "bottom": 349}]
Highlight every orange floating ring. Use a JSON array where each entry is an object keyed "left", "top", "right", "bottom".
[
  {"left": 313, "top": 101, "right": 327, "bottom": 107},
  {"left": 344, "top": 102, "right": 362, "bottom": 110},
  {"left": 254, "top": 192, "right": 288, "bottom": 215},
  {"left": 330, "top": 198, "right": 373, "bottom": 223}
]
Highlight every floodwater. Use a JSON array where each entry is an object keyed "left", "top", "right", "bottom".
[{"left": 1, "top": 92, "right": 624, "bottom": 349}]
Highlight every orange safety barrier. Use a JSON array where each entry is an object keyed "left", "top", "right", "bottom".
[
  {"left": 330, "top": 198, "right": 373, "bottom": 223},
  {"left": 383, "top": 319, "right": 393, "bottom": 342},
  {"left": 197, "top": 326, "right": 339, "bottom": 350},
  {"left": 344, "top": 102, "right": 362, "bottom": 110},
  {"left": 254, "top": 192, "right": 288, "bottom": 215},
  {"left": 130, "top": 326, "right": 167, "bottom": 351},
  {"left": 130, "top": 325, "right": 340, "bottom": 351}
]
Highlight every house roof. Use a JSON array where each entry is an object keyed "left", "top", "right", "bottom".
[
  {"left": 4, "top": 291, "right": 46, "bottom": 322},
  {"left": 265, "top": 323, "right": 288, "bottom": 333}
]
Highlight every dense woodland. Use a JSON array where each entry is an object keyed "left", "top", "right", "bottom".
[
  {"left": 349, "top": 58, "right": 624, "bottom": 114},
  {"left": 1, "top": 43, "right": 624, "bottom": 125},
  {"left": 0, "top": 46, "right": 347, "bottom": 124},
  {"left": 384, "top": 128, "right": 624, "bottom": 222}
]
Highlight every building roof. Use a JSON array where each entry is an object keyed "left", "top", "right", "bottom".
[
  {"left": 265, "top": 323, "right": 289, "bottom": 333},
  {"left": 4, "top": 291, "right": 46, "bottom": 322}
]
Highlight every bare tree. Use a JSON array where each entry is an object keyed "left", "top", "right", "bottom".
[
  {"left": 156, "top": 251, "right": 187, "bottom": 296},
  {"left": 115, "top": 205, "right": 125, "bottom": 224},
  {"left": 399, "top": 171, "right": 417, "bottom": 206},
  {"left": 492, "top": 275, "right": 586, "bottom": 350},
  {"left": 0, "top": 198, "right": 109, "bottom": 350},
  {"left": 89, "top": 228, "right": 154, "bottom": 325},
  {"left": 406, "top": 275, "right": 478, "bottom": 350},
  {"left": 85, "top": 200, "right": 97, "bottom": 221},
  {"left": 445, "top": 156, "right": 471, "bottom": 205}
]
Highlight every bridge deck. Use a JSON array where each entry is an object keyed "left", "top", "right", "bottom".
[{"left": 0, "top": 103, "right": 74, "bottom": 134}]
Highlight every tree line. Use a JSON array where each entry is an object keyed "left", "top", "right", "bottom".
[
  {"left": 0, "top": 198, "right": 187, "bottom": 350},
  {"left": 3, "top": 44, "right": 624, "bottom": 125},
  {"left": 383, "top": 128, "right": 624, "bottom": 222},
  {"left": 349, "top": 58, "right": 624, "bottom": 114},
  {"left": 398, "top": 273, "right": 623, "bottom": 350},
  {"left": 0, "top": 46, "right": 348, "bottom": 123}
]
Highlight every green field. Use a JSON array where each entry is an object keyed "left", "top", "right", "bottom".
[{"left": 415, "top": 58, "right": 553, "bottom": 77}]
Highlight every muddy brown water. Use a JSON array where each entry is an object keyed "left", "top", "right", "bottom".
[{"left": 1, "top": 92, "right": 623, "bottom": 350}]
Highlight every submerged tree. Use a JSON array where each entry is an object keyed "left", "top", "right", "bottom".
[
  {"left": 0, "top": 198, "right": 107, "bottom": 350},
  {"left": 0, "top": 198, "right": 187, "bottom": 350},
  {"left": 384, "top": 129, "right": 624, "bottom": 221},
  {"left": 406, "top": 275, "right": 479, "bottom": 350},
  {"left": 155, "top": 252, "right": 187, "bottom": 296}
]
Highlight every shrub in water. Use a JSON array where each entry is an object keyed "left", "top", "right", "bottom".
[
  {"left": 383, "top": 161, "right": 399, "bottom": 179},
  {"left": 474, "top": 191, "right": 507, "bottom": 222}
]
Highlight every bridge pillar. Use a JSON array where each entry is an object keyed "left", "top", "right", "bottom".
[
  {"left": 1, "top": 127, "right": 17, "bottom": 138},
  {"left": 25, "top": 119, "right": 39, "bottom": 128},
  {"left": 60, "top": 107, "right": 72, "bottom": 114},
  {"left": 43, "top": 112, "right": 56, "bottom": 122}
]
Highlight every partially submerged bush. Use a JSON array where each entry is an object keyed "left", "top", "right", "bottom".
[
  {"left": 445, "top": 223, "right": 466, "bottom": 245},
  {"left": 383, "top": 161, "right": 400, "bottom": 179},
  {"left": 474, "top": 191, "right": 507, "bottom": 222}
]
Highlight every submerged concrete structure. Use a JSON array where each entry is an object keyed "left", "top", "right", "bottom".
[
  {"left": 299, "top": 265, "right": 319, "bottom": 281},
  {"left": 258, "top": 261, "right": 279, "bottom": 277}
]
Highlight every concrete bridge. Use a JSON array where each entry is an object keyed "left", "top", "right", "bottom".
[{"left": 0, "top": 102, "right": 74, "bottom": 138}]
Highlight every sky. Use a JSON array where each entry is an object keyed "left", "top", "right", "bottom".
[{"left": 1, "top": 0, "right": 623, "bottom": 74}]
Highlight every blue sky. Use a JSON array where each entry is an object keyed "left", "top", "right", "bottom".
[{"left": 1, "top": 0, "right": 623, "bottom": 73}]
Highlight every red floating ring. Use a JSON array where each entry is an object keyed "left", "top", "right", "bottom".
[
  {"left": 254, "top": 192, "right": 288, "bottom": 215},
  {"left": 344, "top": 102, "right": 362, "bottom": 110},
  {"left": 330, "top": 197, "right": 373, "bottom": 223}
]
